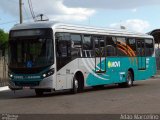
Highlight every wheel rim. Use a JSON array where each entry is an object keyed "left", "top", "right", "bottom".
[
  {"left": 127, "top": 73, "right": 132, "bottom": 85},
  {"left": 74, "top": 79, "right": 78, "bottom": 89}
]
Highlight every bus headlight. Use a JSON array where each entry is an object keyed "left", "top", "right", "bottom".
[
  {"left": 42, "top": 68, "right": 55, "bottom": 78},
  {"left": 43, "top": 74, "right": 47, "bottom": 78},
  {"left": 8, "top": 73, "right": 13, "bottom": 78}
]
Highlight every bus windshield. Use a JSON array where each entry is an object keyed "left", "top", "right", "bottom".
[{"left": 9, "top": 38, "right": 54, "bottom": 68}]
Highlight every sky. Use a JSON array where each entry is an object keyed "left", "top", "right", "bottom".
[{"left": 0, "top": 0, "right": 160, "bottom": 33}]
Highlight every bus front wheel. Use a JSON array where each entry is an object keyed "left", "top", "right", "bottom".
[
  {"left": 71, "top": 72, "right": 84, "bottom": 94},
  {"left": 71, "top": 77, "right": 78, "bottom": 94}
]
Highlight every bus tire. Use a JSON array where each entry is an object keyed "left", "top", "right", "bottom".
[
  {"left": 71, "top": 77, "right": 78, "bottom": 94},
  {"left": 119, "top": 71, "right": 133, "bottom": 87},
  {"left": 124, "top": 71, "right": 133, "bottom": 87},
  {"left": 35, "top": 89, "right": 44, "bottom": 96}
]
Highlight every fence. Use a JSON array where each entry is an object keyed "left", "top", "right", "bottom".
[{"left": 0, "top": 55, "right": 8, "bottom": 87}]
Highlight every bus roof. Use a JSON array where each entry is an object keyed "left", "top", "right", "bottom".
[{"left": 10, "top": 21, "right": 153, "bottom": 39}]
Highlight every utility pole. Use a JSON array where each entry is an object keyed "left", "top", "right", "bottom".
[{"left": 19, "top": 0, "right": 23, "bottom": 24}]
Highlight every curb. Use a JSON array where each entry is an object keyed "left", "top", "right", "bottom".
[{"left": 0, "top": 86, "right": 9, "bottom": 91}]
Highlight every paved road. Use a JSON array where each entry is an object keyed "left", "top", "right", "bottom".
[{"left": 0, "top": 77, "right": 160, "bottom": 114}]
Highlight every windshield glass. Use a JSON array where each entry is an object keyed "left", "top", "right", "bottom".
[{"left": 9, "top": 38, "right": 54, "bottom": 68}]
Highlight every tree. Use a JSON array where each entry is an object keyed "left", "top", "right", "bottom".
[
  {"left": 0, "top": 29, "right": 8, "bottom": 56},
  {"left": 0, "top": 29, "right": 9, "bottom": 45}
]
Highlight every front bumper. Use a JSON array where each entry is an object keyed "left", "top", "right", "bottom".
[
  {"left": 8, "top": 80, "right": 23, "bottom": 90},
  {"left": 8, "top": 74, "right": 55, "bottom": 90}
]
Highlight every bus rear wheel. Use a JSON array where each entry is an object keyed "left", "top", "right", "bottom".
[
  {"left": 119, "top": 71, "right": 133, "bottom": 87},
  {"left": 35, "top": 89, "right": 44, "bottom": 96}
]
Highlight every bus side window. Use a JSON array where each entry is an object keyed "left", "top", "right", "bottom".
[
  {"left": 56, "top": 33, "right": 71, "bottom": 70},
  {"left": 56, "top": 33, "right": 71, "bottom": 57},
  {"left": 82, "top": 35, "right": 94, "bottom": 57},
  {"left": 57, "top": 41, "right": 71, "bottom": 57},
  {"left": 71, "top": 34, "right": 82, "bottom": 47},
  {"left": 106, "top": 36, "right": 117, "bottom": 56},
  {"left": 83, "top": 35, "right": 92, "bottom": 50},
  {"left": 145, "top": 39, "right": 154, "bottom": 56},
  {"left": 136, "top": 39, "right": 146, "bottom": 56},
  {"left": 94, "top": 36, "right": 105, "bottom": 57},
  {"left": 128, "top": 38, "right": 136, "bottom": 57},
  {"left": 116, "top": 37, "right": 127, "bottom": 56},
  {"left": 71, "top": 34, "right": 82, "bottom": 58}
]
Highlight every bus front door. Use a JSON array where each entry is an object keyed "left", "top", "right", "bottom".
[
  {"left": 94, "top": 36, "right": 106, "bottom": 73},
  {"left": 137, "top": 40, "right": 146, "bottom": 70}
]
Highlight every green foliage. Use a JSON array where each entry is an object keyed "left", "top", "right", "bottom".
[
  {"left": 0, "top": 29, "right": 9, "bottom": 45},
  {"left": 0, "top": 29, "right": 8, "bottom": 55}
]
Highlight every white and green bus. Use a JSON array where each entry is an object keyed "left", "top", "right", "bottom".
[{"left": 8, "top": 22, "right": 157, "bottom": 96}]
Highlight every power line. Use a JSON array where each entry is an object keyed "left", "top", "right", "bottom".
[
  {"left": 6, "top": 0, "right": 30, "bottom": 22},
  {"left": 0, "top": 0, "right": 35, "bottom": 26},
  {"left": 6, "top": 0, "right": 23, "bottom": 24},
  {"left": 1, "top": 0, "right": 37, "bottom": 26},
  {"left": 29, "top": 0, "right": 36, "bottom": 20},
  {"left": 7, "top": 0, "right": 36, "bottom": 22},
  {"left": 28, "top": 0, "right": 36, "bottom": 21},
  {"left": 23, "top": 3, "right": 30, "bottom": 18}
]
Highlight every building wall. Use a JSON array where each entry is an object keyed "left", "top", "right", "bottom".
[{"left": 0, "top": 53, "right": 8, "bottom": 87}]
